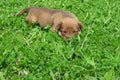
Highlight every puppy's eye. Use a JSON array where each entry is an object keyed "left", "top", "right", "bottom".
[
  {"left": 61, "top": 31, "right": 67, "bottom": 34},
  {"left": 73, "top": 31, "right": 78, "bottom": 33}
]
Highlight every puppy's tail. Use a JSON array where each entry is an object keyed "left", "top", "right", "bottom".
[{"left": 15, "top": 8, "right": 31, "bottom": 16}]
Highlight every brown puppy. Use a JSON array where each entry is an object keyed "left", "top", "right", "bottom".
[{"left": 15, "top": 7, "right": 83, "bottom": 40}]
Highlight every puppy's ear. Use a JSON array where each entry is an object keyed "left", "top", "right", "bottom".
[
  {"left": 52, "top": 21, "right": 62, "bottom": 31},
  {"left": 78, "top": 23, "right": 83, "bottom": 30}
]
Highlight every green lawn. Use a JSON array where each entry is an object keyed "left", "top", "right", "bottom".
[{"left": 0, "top": 0, "right": 120, "bottom": 80}]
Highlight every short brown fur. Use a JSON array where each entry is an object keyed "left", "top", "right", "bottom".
[{"left": 15, "top": 7, "right": 83, "bottom": 40}]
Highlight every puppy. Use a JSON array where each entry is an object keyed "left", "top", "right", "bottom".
[{"left": 15, "top": 7, "right": 83, "bottom": 40}]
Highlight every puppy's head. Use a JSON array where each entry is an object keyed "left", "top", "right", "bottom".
[{"left": 57, "top": 18, "right": 83, "bottom": 40}]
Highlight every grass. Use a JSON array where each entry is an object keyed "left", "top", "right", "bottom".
[{"left": 0, "top": 0, "right": 120, "bottom": 80}]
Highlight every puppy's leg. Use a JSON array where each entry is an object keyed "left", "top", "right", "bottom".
[
  {"left": 26, "top": 14, "right": 37, "bottom": 24},
  {"left": 39, "top": 22, "right": 46, "bottom": 28},
  {"left": 37, "top": 19, "right": 49, "bottom": 28},
  {"left": 51, "top": 21, "right": 62, "bottom": 31}
]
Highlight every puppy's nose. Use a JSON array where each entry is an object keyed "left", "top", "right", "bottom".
[{"left": 65, "top": 36, "right": 71, "bottom": 40}]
